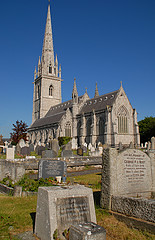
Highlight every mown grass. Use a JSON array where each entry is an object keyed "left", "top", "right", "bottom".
[{"left": 0, "top": 173, "right": 155, "bottom": 240}]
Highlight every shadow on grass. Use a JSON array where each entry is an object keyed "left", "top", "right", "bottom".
[{"left": 30, "top": 212, "right": 36, "bottom": 233}]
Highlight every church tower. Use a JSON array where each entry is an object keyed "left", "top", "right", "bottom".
[{"left": 32, "top": 3, "right": 62, "bottom": 123}]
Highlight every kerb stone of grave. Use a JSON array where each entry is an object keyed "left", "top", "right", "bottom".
[
  {"left": 69, "top": 222, "right": 106, "bottom": 240},
  {"left": 38, "top": 159, "right": 67, "bottom": 179},
  {"left": 35, "top": 185, "right": 96, "bottom": 240},
  {"left": 101, "top": 148, "right": 153, "bottom": 209}
]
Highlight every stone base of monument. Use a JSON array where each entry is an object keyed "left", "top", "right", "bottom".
[
  {"left": 35, "top": 185, "right": 96, "bottom": 240},
  {"left": 69, "top": 222, "right": 106, "bottom": 240}
]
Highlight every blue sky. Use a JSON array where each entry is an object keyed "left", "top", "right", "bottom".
[{"left": 0, "top": 0, "right": 155, "bottom": 138}]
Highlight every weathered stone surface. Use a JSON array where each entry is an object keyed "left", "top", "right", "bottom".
[
  {"left": 111, "top": 196, "right": 155, "bottom": 223},
  {"left": 101, "top": 148, "right": 153, "bottom": 209},
  {"left": 69, "top": 222, "right": 106, "bottom": 240},
  {"left": 50, "top": 139, "right": 59, "bottom": 155},
  {"left": 61, "top": 150, "right": 73, "bottom": 157},
  {"left": 41, "top": 150, "right": 57, "bottom": 158},
  {"left": 21, "top": 147, "right": 31, "bottom": 156},
  {"left": 38, "top": 159, "right": 67, "bottom": 179},
  {"left": 6, "top": 148, "right": 15, "bottom": 159},
  {"left": 35, "top": 185, "right": 96, "bottom": 240}
]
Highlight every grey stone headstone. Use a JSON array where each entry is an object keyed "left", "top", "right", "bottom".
[
  {"left": 35, "top": 185, "right": 96, "bottom": 240},
  {"left": 50, "top": 139, "right": 59, "bottom": 156},
  {"left": 29, "top": 144, "right": 34, "bottom": 152},
  {"left": 69, "top": 222, "right": 106, "bottom": 240},
  {"left": 82, "top": 146, "right": 87, "bottom": 153},
  {"left": 62, "top": 141, "right": 72, "bottom": 151},
  {"left": 13, "top": 186, "right": 22, "bottom": 197},
  {"left": 42, "top": 150, "right": 57, "bottom": 158},
  {"left": 36, "top": 146, "right": 45, "bottom": 156},
  {"left": 129, "top": 142, "right": 134, "bottom": 149},
  {"left": 147, "top": 141, "right": 151, "bottom": 151},
  {"left": 118, "top": 142, "right": 123, "bottom": 150},
  {"left": 39, "top": 159, "right": 67, "bottom": 179},
  {"left": 61, "top": 150, "right": 73, "bottom": 157},
  {"left": 151, "top": 137, "right": 155, "bottom": 150},
  {"left": 21, "top": 146, "right": 31, "bottom": 156}
]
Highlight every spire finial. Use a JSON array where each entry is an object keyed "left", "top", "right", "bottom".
[
  {"left": 120, "top": 81, "right": 122, "bottom": 87},
  {"left": 85, "top": 87, "right": 87, "bottom": 93}
]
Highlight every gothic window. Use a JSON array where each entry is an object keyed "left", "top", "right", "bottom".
[
  {"left": 65, "top": 122, "right": 71, "bottom": 137},
  {"left": 117, "top": 106, "right": 128, "bottom": 134},
  {"left": 49, "top": 64, "right": 52, "bottom": 74},
  {"left": 86, "top": 118, "right": 92, "bottom": 136},
  {"left": 77, "top": 120, "right": 81, "bottom": 137},
  {"left": 99, "top": 117, "right": 105, "bottom": 135},
  {"left": 49, "top": 85, "right": 53, "bottom": 96}
]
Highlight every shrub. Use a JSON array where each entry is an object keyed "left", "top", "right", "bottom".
[{"left": 58, "top": 137, "right": 72, "bottom": 146}]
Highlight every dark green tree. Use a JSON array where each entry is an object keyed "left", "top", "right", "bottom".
[
  {"left": 138, "top": 116, "right": 155, "bottom": 144},
  {"left": 10, "top": 120, "right": 28, "bottom": 145}
]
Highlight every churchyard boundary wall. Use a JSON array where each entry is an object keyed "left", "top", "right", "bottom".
[{"left": 0, "top": 156, "right": 102, "bottom": 181}]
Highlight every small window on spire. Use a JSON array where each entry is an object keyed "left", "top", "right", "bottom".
[{"left": 49, "top": 64, "right": 52, "bottom": 74}]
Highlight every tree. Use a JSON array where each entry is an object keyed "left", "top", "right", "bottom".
[
  {"left": 138, "top": 116, "right": 155, "bottom": 144},
  {"left": 10, "top": 120, "right": 28, "bottom": 145}
]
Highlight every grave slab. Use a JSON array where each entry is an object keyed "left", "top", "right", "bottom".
[
  {"left": 69, "top": 222, "right": 106, "bottom": 240},
  {"left": 35, "top": 185, "right": 96, "bottom": 240}
]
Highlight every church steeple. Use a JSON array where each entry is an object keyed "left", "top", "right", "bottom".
[
  {"left": 94, "top": 82, "right": 99, "bottom": 98},
  {"left": 41, "top": 3, "right": 54, "bottom": 75}
]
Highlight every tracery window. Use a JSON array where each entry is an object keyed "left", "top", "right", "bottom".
[
  {"left": 117, "top": 106, "right": 128, "bottom": 134},
  {"left": 49, "top": 85, "right": 53, "bottom": 96},
  {"left": 65, "top": 122, "right": 71, "bottom": 137}
]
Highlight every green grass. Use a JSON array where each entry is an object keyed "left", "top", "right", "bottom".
[{"left": 0, "top": 173, "right": 155, "bottom": 240}]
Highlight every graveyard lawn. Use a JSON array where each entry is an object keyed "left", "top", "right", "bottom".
[{"left": 0, "top": 194, "right": 154, "bottom": 240}]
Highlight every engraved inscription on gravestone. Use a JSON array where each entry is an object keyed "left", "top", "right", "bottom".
[
  {"left": 39, "top": 160, "right": 67, "bottom": 179},
  {"left": 123, "top": 151, "right": 147, "bottom": 185},
  {"left": 56, "top": 197, "right": 91, "bottom": 231}
]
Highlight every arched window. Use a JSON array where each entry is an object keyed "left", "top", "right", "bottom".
[
  {"left": 49, "top": 85, "right": 53, "bottom": 96},
  {"left": 86, "top": 118, "right": 92, "bottom": 136},
  {"left": 49, "top": 64, "right": 52, "bottom": 74},
  {"left": 117, "top": 106, "right": 128, "bottom": 134},
  {"left": 65, "top": 122, "right": 71, "bottom": 137},
  {"left": 37, "top": 85, "right": 40, "bottom": 98}
]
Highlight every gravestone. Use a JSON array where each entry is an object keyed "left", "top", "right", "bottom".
[
  {"left": 21, "top": 146, "right": 31, "bottom": 156},
  {"left": 129, "top": 141, "right": 134, "bottom": 149},
  {"left": 61, "top": 150, "right": 73, "bottom": 157},
  {"left": 42, "top": 150, "right": 57, "bottom": 158},
  {"left": 69, "top": 222, "right": 106, "bottom": 240},
  {"left": 35, "top": 185, "right": 96, "bottom": 240},
  {"left": 29, "top": 143, "right": 34, "bottom": 153},
  {"left": 77, "top": 148, "right": 83, "bottom": 156},
  {"left": 35, "top": 146, "right": 45, "bottom": 156},
  {"left": 147, "top": 141, "right": 151, "bottom": 151},
  {"left": 38, "top": 159, "right": 67, "bottom": 179},
  {"left": 18, "top": 139, "right": 26, "bottom": 148},
  {"left": 82, "top": 145, "right": 87, "bottom": 153},
  {"left": 101, "top": 148, "right": 153, "bottom": 209},
  {"left": 6, "top": 147, "right": 15, "bottom": 159},
  {"left": 50, "top": 139, "right": 59, "bottom": 156},
  {"left": 62, "top": 141, "right": 72, "bottom": 151},
  {"left": 118, "top": 142, "right": 123, "bottom": 150},
  {"left": 151, "top": 137, "right": 155, "bottom": 150}
]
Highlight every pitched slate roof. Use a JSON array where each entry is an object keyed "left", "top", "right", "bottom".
[
  {"left": 79, "top": 90, "right": 119, "bottom": 114},
  {"left": 29, "top": 99, "right": 73, "bottom": 130}
]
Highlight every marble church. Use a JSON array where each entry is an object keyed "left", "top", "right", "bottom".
[{"left": 28, "top": 3, "right": 140, "bottom": 149}]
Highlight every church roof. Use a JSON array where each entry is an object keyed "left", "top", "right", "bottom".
[
  {"left": 29, "top": 90, "right": 119, "bottom": 130},
  {"left": 79, "top": 90, "right": 119, "bottom": 114},
  {"left": 29, "top": 99, "right": 72, "bottom": 130}
]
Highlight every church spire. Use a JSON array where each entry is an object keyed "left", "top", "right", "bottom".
[
  {"left": 94, "top": 82, "right": 99, "bottom": 98},
  {"left": 41, "top": 3, "right": 54, "bottom": 74}
]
